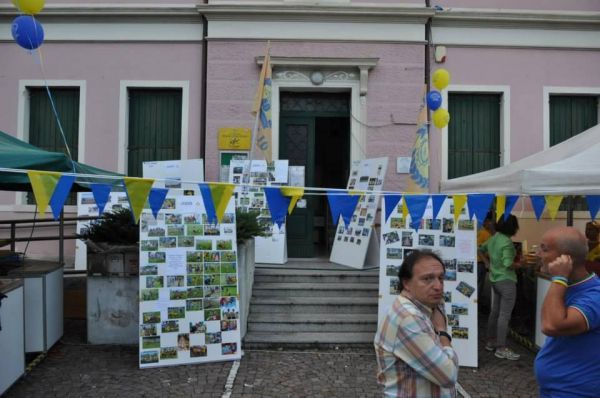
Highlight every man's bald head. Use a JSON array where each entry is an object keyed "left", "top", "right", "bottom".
[{"left": 542, "top": 227, "right": 588, "bottom": 267}]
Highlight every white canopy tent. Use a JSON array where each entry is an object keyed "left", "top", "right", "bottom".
[{"left": 440, "top": 123, "right": 600, "bottom": 195}]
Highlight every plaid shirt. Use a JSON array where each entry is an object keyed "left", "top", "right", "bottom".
[{"left": 374, "top": 293, "right": 458, "bottom": 397}]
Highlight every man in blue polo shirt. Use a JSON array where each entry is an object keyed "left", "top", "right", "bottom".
[{"left": 535, "top": 226, "right": 600, "bottom": 397}]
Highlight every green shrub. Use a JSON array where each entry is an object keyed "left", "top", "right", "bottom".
[
  {"left": 80, "top": 208, "right": 139, "bottom": 245},
  {"left": 236, "top": 209, "right": 265, "bottom": 244}
]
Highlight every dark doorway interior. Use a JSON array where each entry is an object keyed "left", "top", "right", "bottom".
[{"left": 279, "top": 91, "right": 350, "bottom": 258}]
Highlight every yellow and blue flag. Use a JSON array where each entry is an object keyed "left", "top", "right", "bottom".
[{"left": 252, "top": 43, "right": 273, "bottom": 163}]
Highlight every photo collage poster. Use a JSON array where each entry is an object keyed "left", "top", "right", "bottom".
[
  {"left": 75, "top": 192, "right": 130, "bottom": 271},
  {"left": 330, "top": 157, "right": 389, "bottom": 269},
  {"left": 229, "top": 159, "right": 289, "bottom": 264},
  {"left": 378, "top": 196, "right": 478, "bottom": 367},
  {"left": 138, "top": 195, "right": 242, "bottom": 368}
]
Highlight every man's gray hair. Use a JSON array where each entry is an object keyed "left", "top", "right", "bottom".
[{"left": 555, "top": 234, "right": 588, "bottom": 266}]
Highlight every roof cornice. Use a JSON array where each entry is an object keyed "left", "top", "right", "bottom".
[
  {"left": 433, "top": 8, "right": 600, "bottom": 30},
  {"left": 198, "top": 3, "right": 434, "bottom": 24}
]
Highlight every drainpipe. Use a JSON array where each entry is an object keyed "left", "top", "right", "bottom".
[
  {"left": 425, "top": 0, "right": 432, "bottom": 190},
  {"left": 200, "top": 1, "right": 208, "bottom": 180}
]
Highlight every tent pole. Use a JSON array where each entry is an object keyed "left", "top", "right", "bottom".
[
  {"left": 59, "top": 210, "right": 65, "bottom": 266},
  {"left": 566, "top": 196, "right": 574, "bottom": 227}
]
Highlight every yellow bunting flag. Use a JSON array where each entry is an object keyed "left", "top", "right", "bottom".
[
  {"left": 453, "top": 194, "right": 467, "bottom": 223},
  {"left": 545, "top": 195, "right": 564, "bottom": 221},
  {"left": 124, "top": 177, "right": 154, "bottom": 223},
  {"left": 402, "top": 199, "right": 409, "bottom": 221},
  {"left": 27, "top": 170, "right": 61, "bottom": 216},
  {"left": 280, "top": 187, "right": 304, "bottom": 214},
  {"left": 495, "top": 195, "right": 506, "bottom": 222},
  {"left": 209, "top": 183, "right": 236, "bottom": 224}
]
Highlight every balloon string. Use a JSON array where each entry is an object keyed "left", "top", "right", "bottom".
[{"left": 33, "top": 43, "right": 76, "bottom": 173}]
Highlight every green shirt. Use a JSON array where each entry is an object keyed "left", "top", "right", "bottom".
[{"left": 479, "top": 232, "right": 517, "bottom": 283}]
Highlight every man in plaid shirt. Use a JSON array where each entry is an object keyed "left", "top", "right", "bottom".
[{"left": 375, "top": 250, "right": 459, "bottom": 397}]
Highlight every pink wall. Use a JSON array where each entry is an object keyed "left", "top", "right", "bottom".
[
  {"left": 0, "top": 42, "right": 203, "bottom": 173},
  {"left": 205, "top": 40, "right": 425, "bottom": 192},
  {"left": 429, "top": 47, "right": 600, "bottom": 191},
  {"left": 0, "top": 42, "right": 204, "bottom": 262}
]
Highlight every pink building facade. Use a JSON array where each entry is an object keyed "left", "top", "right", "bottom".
[{"left": 0, "top": 1, "right": 598, "bottom": 263}]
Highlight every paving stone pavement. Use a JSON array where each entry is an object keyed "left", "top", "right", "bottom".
[{"left": 5, "top": 319, "right": 539, "bottom": 397}]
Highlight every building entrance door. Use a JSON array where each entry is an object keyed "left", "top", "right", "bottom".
[{"left": 279, "top": 92, "right": 350, "bottom": 258}]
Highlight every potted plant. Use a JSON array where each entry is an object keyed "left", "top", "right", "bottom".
[{"left": 79, "top": 208, "right": 140, "bottom": 345}]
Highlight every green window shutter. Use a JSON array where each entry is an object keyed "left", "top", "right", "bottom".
[
  {"left": 550, "top": 95, "right": 598, "bottom": 146},
  {"left": 448, "top": 93, "right": 501, "bottom": 179},
  {"left": 128, "top": 89, "right": 182, "bottom": 177},
  {"left": 550, "top": 95, "right": 598, "bottom": 210},
  {"left": 28, "top": 87, "right": 80, "bottom": 205}
]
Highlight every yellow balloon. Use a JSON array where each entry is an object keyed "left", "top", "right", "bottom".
[
  {"left": 432, "top": 68, "right": 451, "bottom": 90},
  {"left": 432, "top": 108, "right": 450, "bottom": 129},
  {"left": 12, "top": 0, "right": 45, "bottom": 15}
]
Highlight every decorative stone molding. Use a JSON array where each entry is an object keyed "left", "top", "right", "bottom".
[{"left": 258, "top": 57, "right": 377, "bottom": 96}]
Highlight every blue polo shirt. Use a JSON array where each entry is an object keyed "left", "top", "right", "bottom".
[{"left": 535, "top": 275, "right": 600, "bottom": 397}]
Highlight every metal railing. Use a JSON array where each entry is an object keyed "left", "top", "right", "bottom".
[{"left": 0, "top": 214, "right": 100, "bottom": 265}]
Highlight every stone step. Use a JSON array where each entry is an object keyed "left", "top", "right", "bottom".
[
  {"left": 244, "top": 331, "right": 376, "bottom": 345},
  {"left": 250, "top": 296, "right": 378, "bottom": 314},
  {"left": 254, "top": 269, "right": 379, "bottom": 284},
  {"left": 247, "top": 313, "right": 378, "bottom": 332},
  {"left": 252, "top": 282, "right": 379, "bottom": 297}
]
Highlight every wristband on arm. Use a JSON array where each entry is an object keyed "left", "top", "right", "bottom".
[{"left": 436, "top": 330, "right": 452, "bottom": 342}]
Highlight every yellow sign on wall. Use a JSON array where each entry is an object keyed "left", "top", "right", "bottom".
[{"left": 218, "top": 128, "right": 252, "bottom": 150}]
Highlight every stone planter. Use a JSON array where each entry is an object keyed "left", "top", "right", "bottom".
[
  {"left": 237, "top": 240, "right": 256, "bottom": 339},
  {"left": 85, "top": 244, "right": 139, "bottom": 345}
]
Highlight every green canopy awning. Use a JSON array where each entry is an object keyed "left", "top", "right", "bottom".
[{"left": 0, "top": 131, "right": 123, "bottom": 192}]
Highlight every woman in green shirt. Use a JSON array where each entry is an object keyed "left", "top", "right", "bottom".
[{"left": 479, "top": 214, "right": 521, "bottom": 361}]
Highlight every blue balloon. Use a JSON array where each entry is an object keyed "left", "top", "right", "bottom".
[
  {"left": 12, "top": 16, "right": 44, "bottom": 50},
  {"left": 426, "top": 90, "right": 443, "bottom": 111}
]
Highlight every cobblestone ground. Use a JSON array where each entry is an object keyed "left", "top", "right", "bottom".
[{"left": 5, "top": 319, "right": 539, "bottom": 397}]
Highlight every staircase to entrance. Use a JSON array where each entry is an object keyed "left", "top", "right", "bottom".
[{"left": 244, "top": 259, "right": 379, "bottom": 346}]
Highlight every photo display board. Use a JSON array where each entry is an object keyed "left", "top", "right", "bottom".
[
  {"left": 330, "top": 157, "right": 388, "bottom": 269},
  {"left": 138, "top": 195, "right": 241, "bottom": 368},
  {"left": 378, "top": 196, "right": 478, "bottom": 367},
  {"left": 229, "top": 159, "right": 289, "bottom": 264},
  {"left": 75, "top": 192, "right": 130, "bottom": 270},
  {"left": 143, "top": 159, "right": 205, "bottom": 195}
]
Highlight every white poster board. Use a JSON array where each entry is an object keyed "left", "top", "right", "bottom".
[
  {"left": 229, "top": 159, "right": 289, "bottom": 264},
  {"left": 143, "top": 159, "right": 204, "bottom": 195},
  {"left": 74, "top": 192, "right": 130, "bottom": 271},
  {"left": 378, "top": 196, "right": 478, "bottom": 367},
  {"left": 330, "top": 157, "right": 388, "bottom": 269},
  {"left": 138, "top": 195, "right": 241, "bottom": 368}
]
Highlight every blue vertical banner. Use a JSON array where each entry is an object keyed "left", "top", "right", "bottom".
[
  {"left": 90, "top": 183, "right": 112, "bottom": 216},
  {"left": 148, "top": 188, "right": 169, "bottom": 219},
  {"left": 199, "top": 183, "right": 217, "bottom": 225}
]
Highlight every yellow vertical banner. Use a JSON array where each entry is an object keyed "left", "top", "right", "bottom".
[
  {"left": 209, "top": 183, "right": 236, "bottom": 224},
  {"left": 280, "top": 187, "right": 304, "bottom": 214},
  {"left": 545, "top": 195, "right": 564, "bottom": 220},
  {"left": 453, "top": 194, "right": 467, "bottom": 223},
  {"left": 27, "top": 170, "right": 61, "bottom": 216},
  {"left": 124, "top": 177, "right": 154, "bottom": 223},
  {"left": 251, "top": 42, "right": 273, "bottom": 163},
  {"left": 402, "top": 199, "right": 409, "bottom": 221},
  {"left": 407, "top": 86, "right": 429, "bottom": 193},
  {"left": 495, "top": 195, "right": 506, "bottom": 222}
]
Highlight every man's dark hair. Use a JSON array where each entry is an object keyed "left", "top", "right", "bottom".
[
  {"left": 495, "top": 214, "right": 519, "bottom": 237},
  {"left": 398, "top": 250, "right": 445, "bottom": 292}
]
